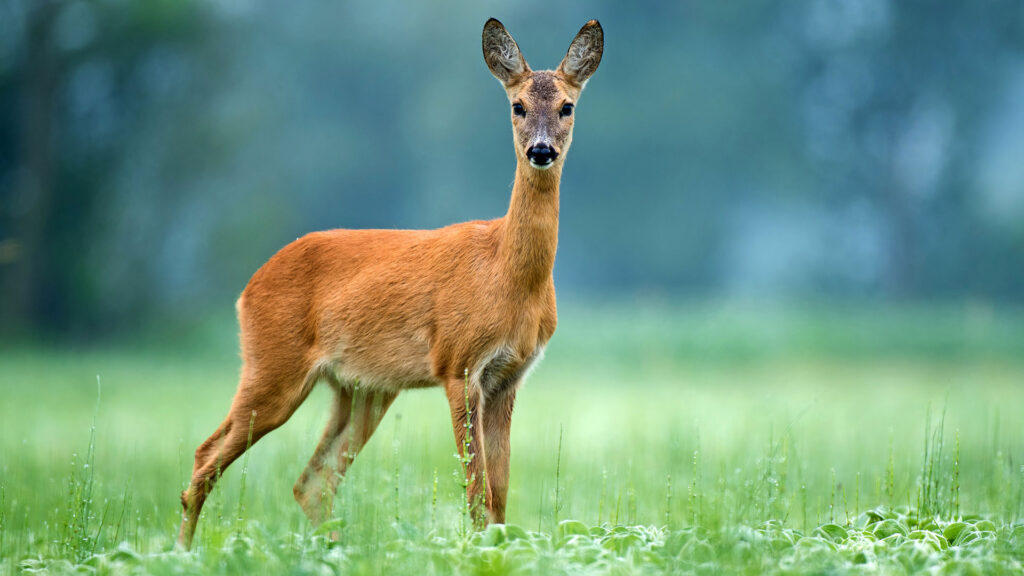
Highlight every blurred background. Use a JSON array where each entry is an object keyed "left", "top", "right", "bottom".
[{"left": 1, "top": 0, "right": 1023, "bottom": 340}]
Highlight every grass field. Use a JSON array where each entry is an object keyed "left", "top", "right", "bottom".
[{"left": 2, "top": 302, "right": 1024, "bottom": 574}]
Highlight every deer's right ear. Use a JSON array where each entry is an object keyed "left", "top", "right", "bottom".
[
  {"left": 483, "top": 18, "right": 529, "bottom": 86},
  {"left": 558, "top": 20, "right": 603, "bottom": 88}
]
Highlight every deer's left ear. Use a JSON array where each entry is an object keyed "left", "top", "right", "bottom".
[
  {"left": 558, "top": 20, "right": 603, "bottom": 88},
  {"left": 483, "top": 18, "right": 530, "bottom": 86}
]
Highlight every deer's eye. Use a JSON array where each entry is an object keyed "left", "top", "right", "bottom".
[
  {"left": 560, "top": 103, "right": 574, "bottom": 117},
  {"left": 512, "top": 103, "right": 526, "bottom": 117}
]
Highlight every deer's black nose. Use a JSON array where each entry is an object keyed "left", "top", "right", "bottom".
[{"left": 527, "top": 144, "right": 558, "bottom": 166}]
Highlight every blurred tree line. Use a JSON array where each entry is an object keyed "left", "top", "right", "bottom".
[{"left": 1, "top": 0, "right": 1023, "bottom": 339}]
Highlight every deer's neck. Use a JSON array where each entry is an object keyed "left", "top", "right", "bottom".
[{"left": 499, "top": 161, "right": 560, "bottom": 292}]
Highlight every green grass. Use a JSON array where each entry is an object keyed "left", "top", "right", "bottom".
[{"left": 2, "top": 302, "right": 1024, "bottom": 574}]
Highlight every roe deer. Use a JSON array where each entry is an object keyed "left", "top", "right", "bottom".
[{"left": 177, "top": 18, "right": 603, "bottom": 549}]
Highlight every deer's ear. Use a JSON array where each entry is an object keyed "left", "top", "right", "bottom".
[
  {"left": 558, "top": 20, "right": 603, "bottom": 88},
  {"left": 483, "top": 18, "right": 529, "bottom": 86}
]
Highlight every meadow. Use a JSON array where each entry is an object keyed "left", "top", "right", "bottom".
[{"left": 2, "top": 302, "right": 1023, "bottom": 574}]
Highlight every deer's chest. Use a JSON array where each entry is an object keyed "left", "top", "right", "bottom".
[{"left": 476, "top": 344, "right": 545, "bottom": 399}]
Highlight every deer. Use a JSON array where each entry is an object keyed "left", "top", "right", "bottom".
[{"left": 177, "top": 18, "right": 603, "bottom": 550}]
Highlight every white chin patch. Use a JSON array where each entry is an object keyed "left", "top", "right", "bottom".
[{"left": 529, "top": 160, "right": 554, "bottom": 171}]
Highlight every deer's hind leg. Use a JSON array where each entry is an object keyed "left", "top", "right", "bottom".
[
  {"left": 293, "top": 383, "right": 397, "bottom": 527},
  {"left": 177, "top": 358, "right": 316, "bottom": 550}
]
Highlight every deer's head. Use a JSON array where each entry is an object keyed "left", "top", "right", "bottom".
[{"left": 483, "top": 19, "right": 603, "bottom": 171}]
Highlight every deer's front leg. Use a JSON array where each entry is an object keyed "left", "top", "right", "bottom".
[
  {"left": 483, "top": 387, "right": 516, "bottom": 524},
  {"left": 445, "top": 376, "right": 489, "bottom": 528}
]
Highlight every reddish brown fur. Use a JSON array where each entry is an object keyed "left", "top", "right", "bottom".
[{"left": 177, "top": 18, "right": 602, "bottom": 549}]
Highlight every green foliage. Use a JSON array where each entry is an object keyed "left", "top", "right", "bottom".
[
  {"left": 1, "top": 308, "right": 1023, "bottom": 573},
  {"left": 8, "top": 511, "right": 1024, "bottom": 575}
]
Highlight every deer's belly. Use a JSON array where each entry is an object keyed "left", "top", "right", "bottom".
[{"left": 324, "top": 328, "right": 440, "bottom": 391}]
